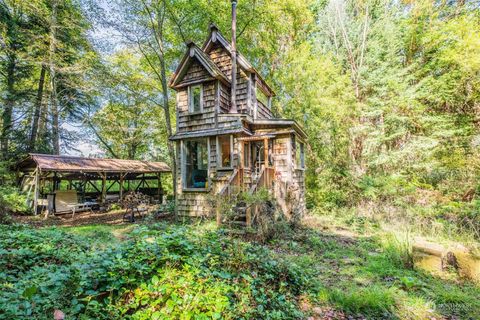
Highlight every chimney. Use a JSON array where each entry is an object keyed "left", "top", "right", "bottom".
[{"left": 230, "top": 0, "right": 238, "bottom": 113}]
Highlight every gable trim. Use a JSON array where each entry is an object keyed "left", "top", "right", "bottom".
[
  {"left": 170, "top": 42, "right": 230, "bottom": 89},
  {"left": 202, "top": 24, "right": 276, "bottom": 97}
]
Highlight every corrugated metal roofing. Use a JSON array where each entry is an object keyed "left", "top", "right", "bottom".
[{"left": 18, "top": 154, "right": 171, "bottom": 173}]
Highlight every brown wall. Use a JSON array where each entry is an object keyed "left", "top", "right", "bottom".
[{"left": 176, "top": 81, "right": 216, "bottom": 133}]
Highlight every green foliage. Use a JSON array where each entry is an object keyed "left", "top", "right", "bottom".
[
  {"left": 0, "top": 186, "right": 29, "bottom": 214},
  {"left": 0, "top": 223, "right": 313, "bottom": 319},
  {"left": 327, "top": 285, "right": 396, "bottom": 316}
]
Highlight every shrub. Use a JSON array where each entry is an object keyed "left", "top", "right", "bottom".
[
  {"left": 0, "top": 186, "right": 29, "bottom": 223},
  {"left": 0, "top": 223, "right": 313, "bottom": 319}
]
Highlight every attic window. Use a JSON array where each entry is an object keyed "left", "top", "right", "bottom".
[{"left": 189, "top": 85, "right": 203, "bottom": 113}]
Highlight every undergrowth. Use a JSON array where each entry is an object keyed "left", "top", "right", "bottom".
[
  {"left": 0, "top": 222, "right": 313, "bottom": 319},
  {"left": 1, "top": 219, "right": 479, "bottom": 319}
]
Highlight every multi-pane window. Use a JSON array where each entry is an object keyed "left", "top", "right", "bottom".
[
  {"left": 217, "top": 135, "right": 232, "bottom": 168},
  {"left": 189, "top": 85, "right": 202, "bottom": 113},
  {"left": 183, "top": 139, "right": 208, "bottom": 189},
  {"left": 295, "top": 140, "right": 305, "bottom": 169},
  {"left": 293, "top": 135, "right": 305, "bottom": 169},
  {"left": 243, "top": 142, "right": 250, "bottom": 168}
]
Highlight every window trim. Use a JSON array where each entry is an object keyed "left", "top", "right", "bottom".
[
  {"left": 188, "top": 84, "right": 203, "bottom": 113},
  {"left": 296, "top": 140, "right": 305, "bottom": 170},
  {"left": 243, "top": 142, "right": 250, "bottom": 168},
  {"left": 216, "top": 135, "right": 234, "bottom": 170},
  {"left": 300, "top": 142, "right": 305, "bottom": 169},
  {"left": 181, "top": 138, "right": 210, "bottom": 190}
]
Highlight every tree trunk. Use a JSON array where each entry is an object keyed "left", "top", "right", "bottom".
[
  {"left": 49, "top": 0, "right": 60, "bottom": 154},
  {"left": 159, "top": 51, "right": 177, "bottom": 209},
  {"left": 29, "top": 63, "right": 47, "bottom": 152},
  {"left": 1, "top": 56, "right": 15, "bottom": 159}
]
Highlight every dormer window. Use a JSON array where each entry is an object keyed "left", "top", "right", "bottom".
[{"left": 188, "top": 85, "right": 203, "bottom": 113}]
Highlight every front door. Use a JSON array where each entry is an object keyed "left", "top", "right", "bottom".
[{"left": 252, "top": 141, "right": 265, "bottom": 176}]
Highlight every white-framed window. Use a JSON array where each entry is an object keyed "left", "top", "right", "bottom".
[
  {"left": 217, "top": 135, "right": 233, "bottom": 169},
  {"left": 294, "top": 136, "right": 305, "bottom": 169},
  {"left": 182, "top": 138, "right": 209, "bottom": 189},
  {"left": 188, "top": 84, "right": 203, "bottom": 113}
]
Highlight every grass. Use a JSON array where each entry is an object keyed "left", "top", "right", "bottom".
[
  {"left": 4, "top": 215, "right": 479, "bottom": 319},
  {"left": 264, "top": 215, "right": 480, "bottom": 319},
  {"left": 60, "top": 218, "right": 479, "bottom": 319},
  {"left": 63, "top": 224, "right": 135, "bottom": 243}
]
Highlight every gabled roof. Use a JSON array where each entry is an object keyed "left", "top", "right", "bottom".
[
  {"left": 202, "top": 24, "right": 275, "bottom": 97},
  {"left": 17, "top": 153, "right": 171, "bottom": 173},
  {"left": 169, "top": 42, "right": 230, "bottom": 89},
  {"left": 170, "top": 25, "right": 275, "bottom": 96}
]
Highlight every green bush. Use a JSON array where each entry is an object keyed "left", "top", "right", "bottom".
[
  {"left": 0, "top": 186, "right": 29, "bottom": 223},
  {"left": 0, "top": 223, "right": 313, "bottom": 319}
]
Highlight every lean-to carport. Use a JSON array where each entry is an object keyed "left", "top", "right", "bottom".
[{"left": 16, "top": 153, "right": 171, "bottom": 215}]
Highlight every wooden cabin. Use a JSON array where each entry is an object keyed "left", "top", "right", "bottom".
[{"left": 169, "top": 23, "right": 307, "bottom": 224}]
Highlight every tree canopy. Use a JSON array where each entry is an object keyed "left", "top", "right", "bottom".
[{"left": 1, "top": 0, "right": 479, "bottom": 236}]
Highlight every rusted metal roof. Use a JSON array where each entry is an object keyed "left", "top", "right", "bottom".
[{"left": 17, "top": 153, "right": 171, "bottom": 173}]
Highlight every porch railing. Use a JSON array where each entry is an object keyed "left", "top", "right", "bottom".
[
  {"left": 249, "top": 167, "right": 274, "bottom": 194},
  {"left": 245, "top": 167, "right": 275, "bottom": 228},
  {"left": 216, "top": 166, "right": 274, "bottom": 227},
  {"left": 217, "top": 169, "right": 240, "bottom": 198}
]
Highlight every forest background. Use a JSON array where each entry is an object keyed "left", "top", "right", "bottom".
[{"left": 1, "top": 0, "right": 479, "bottom": 243}]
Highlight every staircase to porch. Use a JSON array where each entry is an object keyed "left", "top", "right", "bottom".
[{"left": 216, "top": 166, "right": 275, "bottom": 230}]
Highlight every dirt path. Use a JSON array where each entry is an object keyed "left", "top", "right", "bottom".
[{"left": 12, "top": 206, "right": 171, "bottom": 228}]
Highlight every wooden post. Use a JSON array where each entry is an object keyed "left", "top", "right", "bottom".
[
  {"left": 263, "top": 138, "right": 268, "bottom": 168},
  {"left": 238, "top": 141, "right": 244, "bottom": 190},
  {"left": 33, "top": 168, "right": 39, "bottom": 215},
  {"left": 246, "top": 206, "right": 252, "bottom": 227},
  {"left": 119, "top": 173, "right": 124, "bottom": 201},
  {"left": 264, "top": 138, "right": 268, "bottom": 187},
  {"left": 100, "top": 172, "right": 106, "bottom": 204},
  {"left": 53, "top": 172, "right": 58, "bottom": 191}
]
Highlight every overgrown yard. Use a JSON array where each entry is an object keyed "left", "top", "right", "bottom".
[{"left": 0, "top": 216, "right": 478, "bottom": 320}]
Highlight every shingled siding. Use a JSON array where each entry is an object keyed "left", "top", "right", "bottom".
[
  {"left": 293, "top": 168, "right": 306, "bottom": 216},
  {"left": 219, "top": 82, "right": 230, "bottom": 112},
  {"left": 236, "top": 70, "right": 249, "bottom": 114},
  {"left": 208, "top": 43, "right": 232, "bottom": 77},
  {"left": 256, "top": 100, "right": 273, "bottom": 119},
  {"left": 291, "top": 135, "right": 306, "bottom": 217},
  {"left": 176, "top": 81, "right": 216, "bottom": 133},
  {"left": 178, "top": 59, "right": 212, "bottom": 85},
  {"left": 208, "top": 43, "right": 251, "bottom": 115}
]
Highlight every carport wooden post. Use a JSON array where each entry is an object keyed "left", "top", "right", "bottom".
[
  {"left": 119, "top": 172, "right": 126, "bottom": 201},
  {"left": 33, "top": 168, "right": 39, "bottom": 215},
  {"left": 100, "top": 172, "right": 107, "bottom": 204}
]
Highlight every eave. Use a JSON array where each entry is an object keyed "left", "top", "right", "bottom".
[
  {"left": 169, "top": 42, "right": 231, "bottom": 89},
  {"left": 202, "top": 24, "right": 276, "bottom": 97}
]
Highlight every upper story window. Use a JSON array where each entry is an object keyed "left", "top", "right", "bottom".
[
  {"left": 217, "top": 135, "right": 233, "bottom": 169},
  {"left": 188, "top": 85, "right": 203, "bottom": 113}
]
